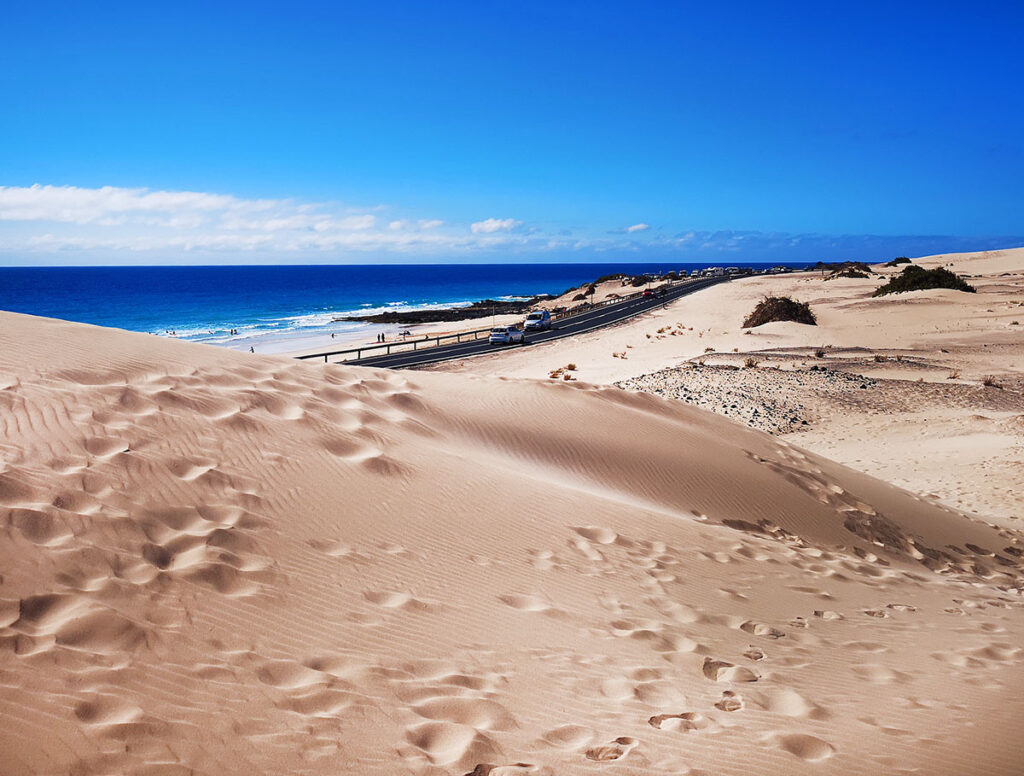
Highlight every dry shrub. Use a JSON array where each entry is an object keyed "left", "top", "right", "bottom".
[
  {"left": 981, "top": 375, "right": 1002, "bottom": 389},
  {"left": 566, "top": 363, "right": 577, "bottom": 371},
  {"left": 814, "top": 347, "right": 826, "bottom": 358},
  {"left": 744, "top": 357, "right": 759, "bottom": 368},
  {"left": 947, "top": 370, "right": 960, "bottom": 380},
  {"left": 873, "top": 354, "right": 887, "bottom": 362},
  {"left": 704, "top": 346, "right": 715, "bottom": 353},
  {"left": 742, "top": 296, "right": 816, "bottom": 328}
]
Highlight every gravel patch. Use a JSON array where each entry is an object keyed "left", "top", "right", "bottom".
[{"left": 616, "top": 365, "right": 878, "bottom": 434}]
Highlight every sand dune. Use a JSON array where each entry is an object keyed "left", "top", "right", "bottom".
[
  {"left": 439, "top": 247, "right": 1024, "bottom": 527},
  {"left": 1, "top": 309, "right": 1023, "bottom": 775}
]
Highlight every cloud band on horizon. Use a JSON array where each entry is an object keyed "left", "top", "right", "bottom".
[{"left": 0, "top": 184, "right": 1019, "bottom": 265}]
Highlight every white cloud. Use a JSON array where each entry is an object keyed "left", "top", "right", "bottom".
[
  {"left": 470, "top": 217, "right": 522, "bottom": 234},
  {"left": 3, "top": 184, "right": 1017, "bottom": 264},
  {"left": 0, "top": 184, "right": 270, "bottom": 225},
  {"left": 0, "top": 185, "right": 548, "bottom": 258}
]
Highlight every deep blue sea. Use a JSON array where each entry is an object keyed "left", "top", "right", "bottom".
[{"left": 0, "top": 262, "right": 803, "bottom": 353}]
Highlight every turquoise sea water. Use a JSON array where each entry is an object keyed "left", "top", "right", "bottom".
[{"left": 0, "top": 262, "right": 803, "bottom": 352}]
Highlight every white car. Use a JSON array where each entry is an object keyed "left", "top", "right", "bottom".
[
  {"left": 489, "top": 326, "right": 525, "bottom": 345},
  {"left": 523, "top": 310, "right": 552, "bottom": 331}
]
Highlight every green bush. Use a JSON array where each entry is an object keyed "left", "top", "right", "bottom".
[
  {"left": 885, "top": 256, "right": 912, "bottom": 266},
  {"left": 742, "top": 296, "right": 817, "bottom": 328},
  {"left": 873, "top": 265, "right": 975, "bottom": 297}
]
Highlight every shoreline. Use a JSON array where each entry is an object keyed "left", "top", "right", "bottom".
[{"left": 145, "top": 264, "right": 802, "bottom": 356}]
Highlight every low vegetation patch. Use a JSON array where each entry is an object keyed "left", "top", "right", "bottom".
[
  {"left": 885, "top": 256, "right": 912, "bottom": 266},
  {"left": 827, "top": 268, "right": 870, "bottom": 279},
  {"left": 742, "top": 296, "right": 817, "bottom": 328},
  {"left": 548, "top": 364, "right": 577, "bottom": 381},
  {"left": 873, "top": 265, "right": 976, "bottom": 296}
]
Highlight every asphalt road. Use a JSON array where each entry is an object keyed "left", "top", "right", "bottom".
[{"left": 323, "top": 275, "right": 731, "bottom": 369}]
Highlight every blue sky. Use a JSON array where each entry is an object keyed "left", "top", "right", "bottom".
[{"left": 1, "top": 1, "right": 1022, "bottom": 264}]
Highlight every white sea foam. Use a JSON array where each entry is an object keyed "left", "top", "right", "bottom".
[{"left": 158, "top": 297, "right": 484, "bottom": 349}]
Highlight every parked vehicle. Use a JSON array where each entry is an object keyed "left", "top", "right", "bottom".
[
  {"left": 489, "top": 326, "right": 525, "bottom": 345},
  {"left": 523, "top": 310, "right": 552, "bottom": 331},
  {"left": 642, "top": 289, "right": 655, "bottom": 297}
]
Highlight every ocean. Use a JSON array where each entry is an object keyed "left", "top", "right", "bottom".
[{"left": 0, "top": 262, "right": 802, "bottom": 354}]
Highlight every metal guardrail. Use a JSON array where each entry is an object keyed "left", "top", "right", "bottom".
[{"left": 295, "top": 276, "right": 716, "bottom": 364}]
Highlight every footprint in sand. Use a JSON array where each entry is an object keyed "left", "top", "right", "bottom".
[
  {"left": 74, "top": 694, "right": 144, "bottom": 726},
  {"left": 762, "top": 687, "right": 828, "bottom": 719},
  {"left": 541, "top": 725, "right": 595, "bottom": 750},
  {"left": 702, "top": 658, "right": 759, "bottom": 683},
  {"left": 714, "top": 690, "right": 744, "bottom": 712},
  {"left": 255, "top": 659, "right": 329, "bottom": 690},
  {"left": 813, "top": 610, "right": 845, "bottom": 620},
  {"left": 649, "top": 712, "right": 710, "bottom": 731},
  {"left": 573, "top": 526, "right": 618, "bottom": 544},
  {"left": 777, "top": 733, "right": 835, "bottom": 761},
  {"left": 405, "top": 721, "right": 500, "bottom": 767},
  {"left": 585, "top": 737, "right": 638, "bottom": 762},
  {"left": 498, "top": 594, "right": 551, "bottom": 612},
  {"left": 464, "top": 764, "right": 545, "bottom": 776},
  {"left": 886, "top": 603, "right": 918, "bottom": 612},
  {"left": 852, "top": 664, "right": 907, "bottom": 685},
  {"left": 412, "top": 697, "right": 516, "bottom": 732},
  {"left": 740, "top": 620, "right": 786, "bottom": 639}
]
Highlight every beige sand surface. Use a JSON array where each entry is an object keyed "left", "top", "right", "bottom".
[
  {"left": 1, "top": 305, "right": 1023, "bottom": 775},
  {"left": 435, "top": 248, "right": 1024, "bottom": 526}
]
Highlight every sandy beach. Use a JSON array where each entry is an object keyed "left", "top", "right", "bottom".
[{"left": 1, "top": 248, "right": 1023, "bottom": 775}]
